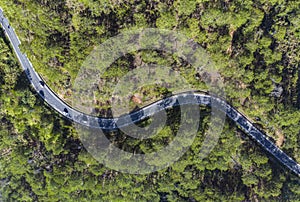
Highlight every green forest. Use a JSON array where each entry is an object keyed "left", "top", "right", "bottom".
[{"left": 0, "top": 0, "right": 300, "bottom": 201}]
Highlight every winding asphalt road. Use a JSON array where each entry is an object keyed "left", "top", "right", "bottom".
[{"left": 1, "top": 8, "right": 299, "bottom": 177}]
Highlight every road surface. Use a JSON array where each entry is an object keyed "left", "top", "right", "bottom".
[{"left": 0, "top": 8, "right": 299, "bottom": 177}]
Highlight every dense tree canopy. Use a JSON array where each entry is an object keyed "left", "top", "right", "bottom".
[{"left": 0, "top": 0, "right": 299, "bottom": 201}]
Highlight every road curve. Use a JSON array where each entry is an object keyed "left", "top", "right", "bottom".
[{"left": 0, "top": 8, "right": 299, "bottom": 177}]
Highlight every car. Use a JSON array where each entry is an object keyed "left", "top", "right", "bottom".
[
  {"left": 62, "top": 108, "right": 70, "bottom": 117},
  {"left": 39, "top": 80, "right": 45, "bottom": 87},
  {"left": 82, "top": 115, "right": 88, "bottom": 124},
  {"left": 39, "top": 90, "right": 44, "bottom": 98}
]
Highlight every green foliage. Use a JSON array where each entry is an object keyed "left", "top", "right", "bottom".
[
  {"left": 0, "top": 0, "right": 299, "bottom": 201},
  {"left": 156, "top": 11, "right": 177, "bottom": 30}
]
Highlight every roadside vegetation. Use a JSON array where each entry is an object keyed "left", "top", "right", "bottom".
[{"left": 0, "top": 0, "right": 299, "bottom": 201}]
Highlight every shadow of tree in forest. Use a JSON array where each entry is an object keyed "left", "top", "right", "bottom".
[{"left": 14, "top": 70, "right": 30, "bottom": 90}]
